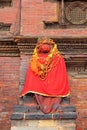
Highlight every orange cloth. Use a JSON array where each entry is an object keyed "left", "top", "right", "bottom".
[{"left": 20, "top": 54, "right": 70, "bottom": 97}]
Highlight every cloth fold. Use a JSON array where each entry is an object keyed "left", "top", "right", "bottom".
[
  {"left": 35, "top": 94, "right": 62, "bottom": 114},
  {"left": 20, "top": 55, "right": 70, "bottom": 97}
]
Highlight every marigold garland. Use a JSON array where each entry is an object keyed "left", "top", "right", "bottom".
[{"left": 30, "top": 41, "right": 61, "bottom": 80}]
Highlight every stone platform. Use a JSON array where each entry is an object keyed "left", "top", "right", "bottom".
[{"left": 10, "top": 98, "right": 76, "bottom": 130}]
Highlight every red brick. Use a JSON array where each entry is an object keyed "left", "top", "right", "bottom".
[
  {"left": 0, "top": 0, "right": 87, "bottom": 130},
  {"left": 0, "top": 57, "right": 20, "bottom": 130}
]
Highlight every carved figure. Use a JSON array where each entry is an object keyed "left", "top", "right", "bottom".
[{"left": 19, "top": 38, "right": 70, "bottom": 113}]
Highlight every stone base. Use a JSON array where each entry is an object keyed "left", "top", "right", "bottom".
[
  {"left": 11, "top": 120, "right": 76, "bottom": 130},
  {"left": 10, "top": 105, "right": 76, "bottom": 130}
]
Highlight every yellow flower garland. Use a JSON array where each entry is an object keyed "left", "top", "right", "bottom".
[{"left": 30, "top": 44, "right": 61, "bottom": 80}]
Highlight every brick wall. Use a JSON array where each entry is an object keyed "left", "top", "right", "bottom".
[
  {"left": 20, "top": 54, "right": 31, "bottom": 89},
  {"left": 0, "top": 0, "right": 20, "bottom": 36},
  {"left": 69, "top": 76, "right": 87, "bottom": 130},
  {"left": 21, "top": 0, "right": 87, "bottom": 37},
  {"left": 0, "top": 57, "right": 20, "bottom": 130},
  {"left": 0, "top": 0, "right": 87, "bottom": 130},
  {"left": 0, "top": 53, "right": 87, "bottom": 130}
]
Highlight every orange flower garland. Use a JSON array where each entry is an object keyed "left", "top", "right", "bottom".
[{"left": 30, "top": 39, "right": 61, "bottom": 80}]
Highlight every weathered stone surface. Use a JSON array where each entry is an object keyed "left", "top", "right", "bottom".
[
  {"left": 13, "top": 105, "right": 29, "bottom": 113},
  {"left": 61, "top": 112, "right": 77, "bottom": 119},
  {"left": 10, "top": 105, "right": 76, "bottom": 130},
  {"left": 53, "top": 112, "right": 76, "bottom": 120},
  {"left": 11, "top": 126, "right": 57, "bottom": 130},
  {"left": 62, "top": 106, "right": 76, "bottom": 112},
  {"left": 58, "top": 120, "right": 76, "bottom": 130},
  {"left": 11, "top": 105, "right": 77, "bottom": 120},
  {"left": 25, "top": 113, "right": 52, "bottom": 120},
  {"left": 11, "top": 114, "right": 24, "bottom": 120},
  {"left": 62, "top": 97, "right": 70, "bottom": 104},
  {"left": 38, "top": 120, "right": 57, "bottom": 127},
  {"left": 11, "top": 120, "right": 76, "bottom": 130}
]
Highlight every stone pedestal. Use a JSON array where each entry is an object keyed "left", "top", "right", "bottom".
[{"left": 10, "top": 105, "right": 76, "bottom": 130}]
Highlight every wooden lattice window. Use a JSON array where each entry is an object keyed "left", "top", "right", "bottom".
[
  {"left": 0, "top": 0, "right": 12, "bottom": 7},
  {"left": 44, "top": 0, "right": 87, "bottom": 29},
  {"left": 0, "top": 23, "right": 11, "bottom": 31}
]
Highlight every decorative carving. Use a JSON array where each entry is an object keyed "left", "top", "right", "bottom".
[
  {"left": 65, "top": 1, "right": 87, "bottom": 25},
  {"left": 0, "top": 0, "right": 12, "bottom": 7},
  {"left": 15, "top": 37, "right": 37, "bottom": 54},
  {"left": 14, "top": 37, "right": 87, "bottom": 74},
  {"left": 44, "top": 0, "right": 87, "bottom": 29},
  {"left": 0, "top": 37, "right": 87, "bottom": 73},
  {"left": 0, "top": 38, "right": 19, "bottom": 56},
  {"left": 0, "top": 23, "right": 11, "bottom": 31}
]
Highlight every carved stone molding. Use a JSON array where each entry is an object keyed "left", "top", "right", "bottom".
[
  {"left": 14, "top": 36, "right": 87, "bottom": 73},
  {"left": 15, "top": 37, "right": 37, "bottom": 54},
  {"left": 0, "top": 36, "right": 87, "bottom": 73},
  {"left": 0, "top": 38, "right": 19, "bottom": 56}
]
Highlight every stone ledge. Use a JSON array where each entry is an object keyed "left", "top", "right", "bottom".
[
  {"left": 62, "top": 106, "right": 76, "bottom": 112},
  {"left": 13, "top": 105, "right": 76, "bottom": 113},
  {"left": 53, "top": 112, "right": 76, "bottom": 119},
  {"left": 11, "top": 114, "right": 24, "bottom": 120},
  {"left": 13, "top": 105, "right": 38, "bottom": 113},
  {"left": 11, "top": 112, "right": 76, "bottom": 120},
  {"left": 10, "top": 105, "right": 77, "bottom": 120}
]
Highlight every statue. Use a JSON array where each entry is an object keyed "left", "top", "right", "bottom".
[{"left": 19, "top": 38, "right": 70, "bottom": 114}]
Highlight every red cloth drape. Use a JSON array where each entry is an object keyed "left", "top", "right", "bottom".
[
  {"left": 35, "top": 94, "right": 62, "bottom": 114},
  {"left": 20, "top": 55, "right": 70, "bottom": 97}
]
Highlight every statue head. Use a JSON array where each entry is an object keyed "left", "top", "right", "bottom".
[{"left": 36, "top": 37, "right": 55, "bottom": 53}]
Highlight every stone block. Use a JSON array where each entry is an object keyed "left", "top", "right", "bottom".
[
  {"left": 53, "top": 112, "right": 76, "bottom": 120},
  {"left": 11, "top": 113, "right": 24, "bottom": 120},
  {"left": 25, "top": 113, "right": 52, "bottom": 120},
  {"left": 28, "top": 120, "right": 39, "bottom": 127},
  {"left": 11, "top": 126, "right": 56, "bottom": 130},
  {"left": 58, "top": 120, "right": 76, "bottom": 130},
  {"left": 61, "top": 112, "right": 77, "bottom": 119},
  {"left": 13, "top": 105, "right": 29, "bottom": 113},
  {"left": 62, "top": 106, "right": 76, "bottom": 112},
  {"left": 39, "top": 120, "right": 57, "bottom": 127}
]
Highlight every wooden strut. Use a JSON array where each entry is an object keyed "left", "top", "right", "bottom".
[{"left": 61, "top": 0, "right": 65, "bottom": 25}]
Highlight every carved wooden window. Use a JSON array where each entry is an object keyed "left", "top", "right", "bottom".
[
  {"left": 0, "top": 0, "right": 12, "bottom": 8},
  {"left": 44, "top": 0, "right": 87, "bottom": 29},
  {"left": 0, "top": 23, "right": 11, "bottom": 31}
]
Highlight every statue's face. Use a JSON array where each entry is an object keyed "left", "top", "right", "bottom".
[{"left": 38, "top": 43, "right": 51, "bottom": 53}]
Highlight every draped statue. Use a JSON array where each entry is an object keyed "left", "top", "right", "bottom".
[{"left": 19, "top": 38, "right": 70, "bottom": 113}]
